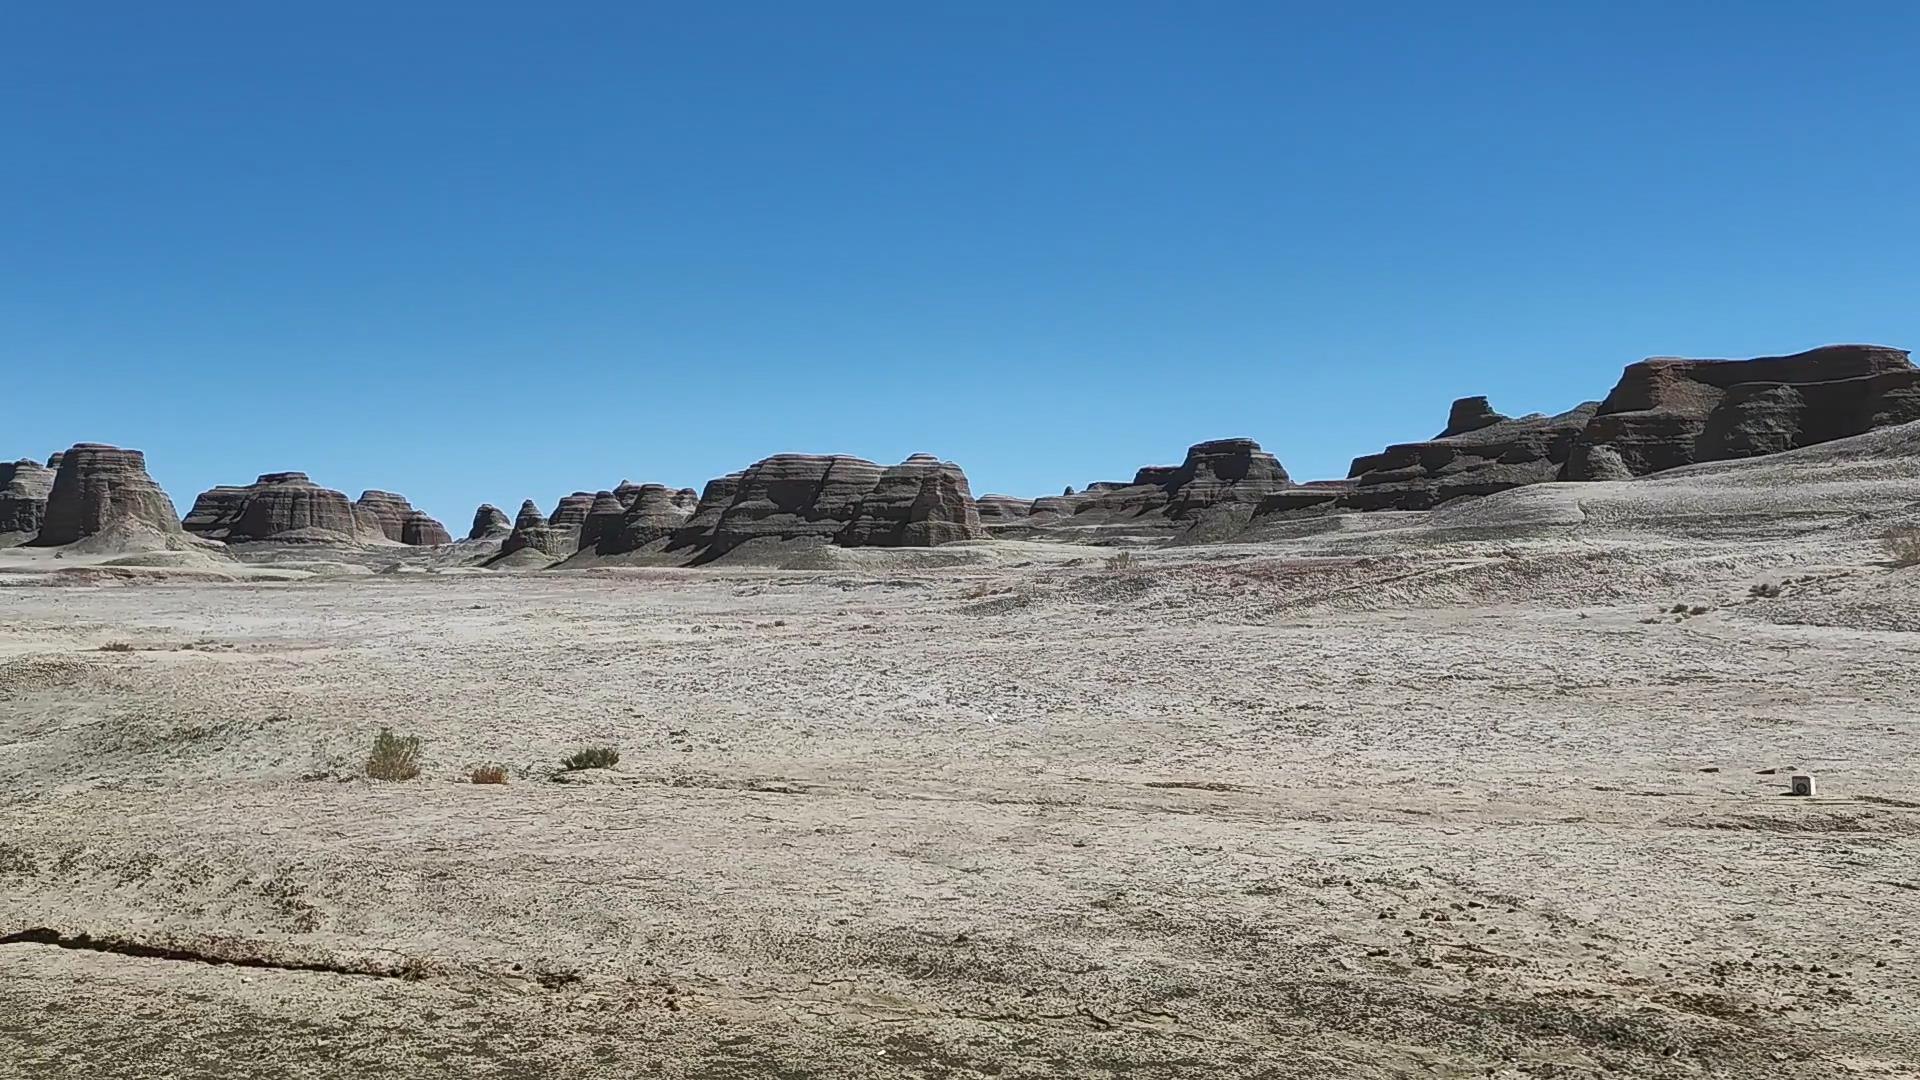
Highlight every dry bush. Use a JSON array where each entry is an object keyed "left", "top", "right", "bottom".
[
  {"left": 1103, "top": 550, "right": 1138, "bottom": 572},
  {"left": 1749, "top": 582, "right": 1782, "bottom": 598},
  {"left": 469, "top": 764, "right": 508, "bottom": 785},
  {"left": 367, "top": 727, "right": 422, "bottom": 782},
  {"left": 560, "top": 746, "right": 620, "bottom": 771},
  {"left": 97, "top": 641, "right": 136, "bottom": 652},
  {"left": 1882, "top": 528, "right": 1920, "bottom": 567}
]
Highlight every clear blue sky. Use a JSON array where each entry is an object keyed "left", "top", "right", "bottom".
[{"left": 6, "top": 3, "right": 1918, "bottom": 527}]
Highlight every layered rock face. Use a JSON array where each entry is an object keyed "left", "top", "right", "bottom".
[
  {"left": 667, "top": 473, "right": 745, "bottom": 552},
  {"left": 975, "top": 494, "right": 1035, "bottom": 526},
  {"left": 352, "top": 490, "right": 450, "bottom": 546},
  {"left": 837, "top": 454, "right": 986, "bottom": 547},
  {"left": 575, "top": 491, "right": 629, "bottom": 552},
  {"left": 547, "top": 492, "right": 596, "bottom": 555},
  {"left": 181, "top": 486, "right": 251, "bottom": 538},
  {"left": 221, "top": 473, "right": 360, "bottom": 542},
  {"left": 1338, "top": 401, "right": 1600, "bottom": 511},
  {"left": 1041, "top": 438, "right": 1295, "bottom": 526},
  {"left": 500, "top": 500, "right": 562, "bottom": 557},
  {"left": 401, "top": 511, "right": 452, "bottom": 546},
  {"left": 1563, "top": 345, "right": 1920, "bottom": 479},
  {"left": 702, "top": 455, "right": 887, "bottom": 555},
  {"left": 0, "top": 459, "right": 56, "bottom": 537},
  {"left": 468, "top": 504, "right": 512, "bottom": 540},
  {"left": 599, "top": 484, "right": 696, "bottom": 553},
  {"left": 33, "top": 444, "right": 183, "bottom": 546}
]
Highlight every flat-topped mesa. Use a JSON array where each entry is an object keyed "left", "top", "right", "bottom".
[
  {"left": 703, "top": 455, "right": 886, "bottom": 557},
  {"left": 1438, "top": 396, "right": 1510, "bottom": 438},
  {"left": 0, "top": 458, "right": 57, "bottom": 537},
  {"left": 598, "top": 484, "right": 696, "bottom": 554},
  {"left": 1339, "top": 401, "right": 1599, "bottom": 512},
  {"left": 838, "top": 454, "right": 986, "bottom": 548},
  {"left": 181, "top": 485, "right": 251, "bottom": 539},
  {"left": 32, "top": 443, "right": 183, "bottom": 546},
  {"left": 1160, "top": 438, "right": 1291, "bottom": 520},
  {"left": 1563, "top": 344, "right": 1920, "bottom": 479},
  {"left": 468, "top": 504, "right": 512, "bottom": 541},
  {"left": 499, "top": 499, "right": 562, "bottom": 557},
  {"left": 575, "top": 491, "right": 629, "bottom": 552},
  {"left": 352, "top": 491, "right": 413, "bottom": 542},
  {"left": 975, "top": 494, "right": 1035, "bottom": 524},
  {"left": 214, "top": 472, "right": 360, "bottom": 542},
  {"left": 1057, "top": 438, "right": 1293, "bottom": 526},
  {"left": 401, "top": 510, "right": 452, "bottom": 546},
  {"left": 547, "top": 492, "right": 596, "bottom": 555}
]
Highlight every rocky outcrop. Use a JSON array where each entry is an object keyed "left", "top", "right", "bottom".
[
  {"left": 548, "top": 492, "right": 596, "bottom": 555},
  {"left": 468, "top": 504, "right": 512, "bottom": 540},
  {"left": 975, "top": 495, "right": 1034, "bottom": 525},
  {"left": 181, "top": 486, "right": 251, "bottom": 539},
  {"left": 837, "top": 454, "right": 986, "bottom": 547},
  {"left": 218, "top": 473, "right": 360, "bottom": 542},
  {"left": 613, "top": 480, "right": 644, "bottom": 509},
  {"left": 401, "top": 511, "right": 452, "bottom": 546},
  {"left": 1563, "top": 345, "right": 1920, "bottom": 479},
  {"left": 667, "top": 473, "right": 744, "bottom": 552},
  {"left": 1036, "top": 438, "right": 1294, "bottom": 528},
  {"left": 1339, "top": 402, "right": 1600, "bottom": 511},
  {"left": 33, "top": 444, "right": 183, "bottom": 546},
  {"left": 702, "top": 455, "right": 886, "bottom": 556},
  {"left": 672, "top": 488, "right": 700, "bottom": 513},
  {"left": 500, "top": 500, "right": 562, "bottom": 558},
  {"left": 576, "top": 491, "right": 629, "bottom": 553},
  {"left": 351, "top": 491, "right": 449, "bottom": 546},
  {"left": 46, "top": 452, "right": 64, "bottom": 470},
  {"left": 0, "top": 459, "right": 56, "bottom": 537},
  {"left": 1438, "top": 396, "right": 1510, "bottom": 438},
  {"left": 597, "top": 484, "right": 697, "bottom": 554}
]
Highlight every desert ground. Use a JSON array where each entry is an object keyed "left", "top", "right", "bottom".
[{"left": 5, "top": 434, "right": 1920, "bottom": 1078}]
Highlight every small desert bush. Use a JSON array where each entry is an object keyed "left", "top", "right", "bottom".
[
  {"left": 1882, "top": 528, "right": 1920, "bottom": 567},
  {"left": 366, "top": 727, "right": 422, "bottom": 782},
  {"left": 1749, "top": 581, "right": 1782, "bottom": 599},
  {"left": 1104, "top": 550, "right": 1138, "bottom": 572},
  {"left": 97, "top": 641, "right": 136, "bottom": 652},
  {"left": 559, "top": 746, "right": 620, "bottom": 771},
  {"left": 469, "top": 764, "right": 509, "bottom": 785}
]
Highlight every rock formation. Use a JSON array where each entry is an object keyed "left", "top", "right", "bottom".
[
  {"left": 401, "top": 511, "right": 452, "bottom": 546},
  {"left": 220, "top": 473, "right": 361, "bottom": 542},
  {"left": 613, "top": 480, "right": 644, "bottom": 509},
  {"left": 667, "top": 473, "right": 745, "bottom": 552},
  {"left": 701, "top": 455, "right": 887, "bottom": 556},
  {"left": 975, "top": 494, "right": 1034, "bottom": 526},
  {"left": 468, "top": 504, "right": 512, "bottom": 541},
  {"left": 45, "top": 452, "right": 64, "bottom": 470},
  {"left": 32, "top": 444, "right": 183, "bottom": 546},
  {"left": 576, "top": 491, "right": 629, "bottom": 553},
  {"left": 351, "top": 490, "right": 450, "bottom": 546},
  {"left": 0, "top": 459, "right": 56, "bottom": 538},
  {"left": 1036, "top": 438, "right": 1294, "bottom": 528},
  {"left": 181, "top": 485, "right": 251, "bottom": 539},
  {"left": 1338, "top": 402, "right": 1600, "bottom": 511},
  {"left": 499, "top": 500, "right": 562, "bottom": 558},
  {"left": 547, "top": 492, "right": 596, "bottom": 555},
  {"left": 1563, "top": 344, "right": 1920, "bottom": 479},
  {"left": 598, "top": 484, "right": 696, "bottom": 554},
  {"left": 837, "top": 454, "right": 986, "bottom": 547}
]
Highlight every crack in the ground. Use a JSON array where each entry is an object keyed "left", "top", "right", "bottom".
[{"left": 0, "top": 927, "right": 403, "bottom": 980}]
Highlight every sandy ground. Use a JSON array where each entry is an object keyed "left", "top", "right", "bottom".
[{"left": 5, "top": 438, "right": 1920, "bottom": 1078}]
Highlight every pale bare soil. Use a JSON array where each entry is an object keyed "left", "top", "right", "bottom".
[{"left": 5, "top": 437, "right": 1920, "bottom": 1078}]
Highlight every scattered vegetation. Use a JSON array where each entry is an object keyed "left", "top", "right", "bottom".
[
  {"left": 559, "top": 746, "right": 620, "bottom": 771},
  {"left": 469, "top": 764, "right": 509, "bottom": 785},
  {"left": 1749, "top": 581, "right": 1783, "bottom": 599},
  {"left": 366, "top": 727, "right": 422, "bottom": 782},
  {"left": 1104, "top": 550, "right": 1138, "bottom": 572},
  {"left": 96, "top": 641, "right": 136, "bottom": 652},
  {"left": 1881, "top": 527, "right": 1920, "bottom": 567}
]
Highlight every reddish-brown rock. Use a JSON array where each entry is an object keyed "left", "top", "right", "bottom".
[{"left": 33, "top": 444, "right": 183, "bottom": 546}]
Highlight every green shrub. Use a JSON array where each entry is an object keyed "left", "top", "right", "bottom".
[
  {"left": 560, "top": 746, "right": 620, "bottom": 771},
  {"left": 367, "top": 728, "right": 422, "bottom": 782}
]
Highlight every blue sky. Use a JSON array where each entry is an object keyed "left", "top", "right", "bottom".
[{"left": 6, "top": 3, "right": 1918, "bottom": 527}]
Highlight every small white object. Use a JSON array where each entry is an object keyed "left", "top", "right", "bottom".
[{"left": 1789, "top": 774, "right": 1816, "bottom": 797}]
